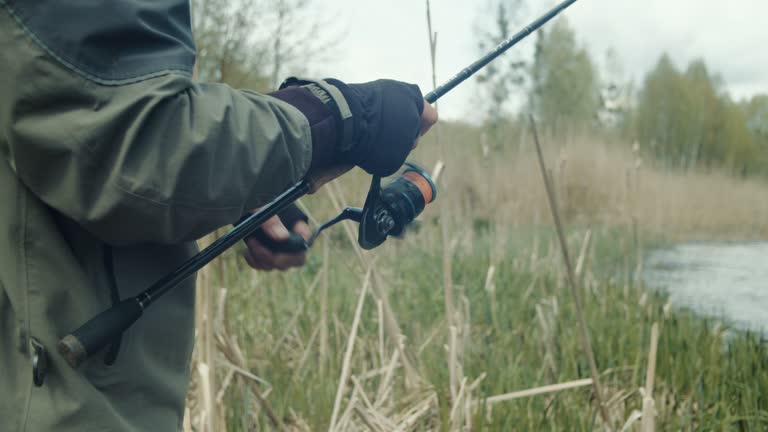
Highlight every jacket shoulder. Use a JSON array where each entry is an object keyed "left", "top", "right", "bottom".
[{"left": 2, "top": 0, "right": 195, "bottom": 84}]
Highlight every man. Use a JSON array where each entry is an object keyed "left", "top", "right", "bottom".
[{"left": 0, "top": 1, "right": 437, "bottom": 431}]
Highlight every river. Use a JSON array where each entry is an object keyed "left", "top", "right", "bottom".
[{"left": 643, "top": 242, "right": 768, "bottom": 333}]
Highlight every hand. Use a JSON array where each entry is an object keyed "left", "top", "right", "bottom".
[
  {"left": 242, "top": 214, "right": 312, "bottom": 271},
  {"left": 417, "top": 101, "right": 439, "bottom": 145},
  {"left": 307, "top": 99, "right": 439, "bottom": 192},
  {"left": 270, "top": 77, "right": 439, "bottom": 192},
  {"left": 337, "top": 79, "right": 435, "bottom": 177}
]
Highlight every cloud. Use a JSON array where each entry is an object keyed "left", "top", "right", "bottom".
[{"left": 569, "top": 0, "right": 767, "bottom": 101}]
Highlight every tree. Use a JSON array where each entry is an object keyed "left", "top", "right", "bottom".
[
  {"left": 597, "top": 48, "right": 633, "bottom": 133},
  {"left": 633, "top": 54, "right": 683, "bottom": 164},
  {"left": 744, "top": 95, "right": 768, "bottom": 144},
  {"left": 474, "top": 0, "right": 527, "bottom": 148},
  {"left": 634, "top": 54, "right": 765, "bottom": 176},
  {"left": 192, "top": 0, "right": 270, "bottom": 89},
  {"left": 718, "top": 100, "right": 760, "bottom": 176},
  {"left": 529, "top": 18, "right": 599, "bottom": 133},
  {"left": 266, "top": 0, "right": 342, "bottom": 89},
  {"left": 743, "top": 95, "right": 768, "bottom": 175},
  {"left": 191, "top": 0, "right": 339, "bottom": 90}
]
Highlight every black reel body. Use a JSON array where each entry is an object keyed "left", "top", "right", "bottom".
[
  {"left": 358, "top": 163, "right": 436, "bottom": 249},
  {"left": 309, "top": 162, "right": 437, "bottom": 250}
]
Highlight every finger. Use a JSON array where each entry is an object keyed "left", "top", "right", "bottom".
[
  {"left": 420, "top": 102, "right": 438, "bottom": 136},
  {"left": 292, "top": 221, "right": 312, "bottom": 242},
  {"left": 246, "top": 237, "right": 280, "bottom": 269},
  {"left": 246, "top": 237, "right": 306, "bottom": 271},
  {"left": 260, "top": 215, "right": 290, "bottom": 241},
  {"left": 274, "top": 253, "right": 306, "bottom": 270},
  {"left": 243, "top": 249, "right": 268, "bottom": 271}
]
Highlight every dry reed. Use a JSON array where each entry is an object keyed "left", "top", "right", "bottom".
[{"left": 179, "top": 104, "right": 768, "bottom": 430}]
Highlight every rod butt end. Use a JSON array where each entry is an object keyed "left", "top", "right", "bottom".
[{"left": 58, "top": 335, "right": 87, "bottom": 369}]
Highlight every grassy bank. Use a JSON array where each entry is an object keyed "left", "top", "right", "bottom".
[{"left": 184, "top": 129, "right": 768, "bottom": 431}]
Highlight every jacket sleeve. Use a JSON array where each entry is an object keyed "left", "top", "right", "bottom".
[{"left": 0, "top": 5, "right": 315, "bottom": 245}]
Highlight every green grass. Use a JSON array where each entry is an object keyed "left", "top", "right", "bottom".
[{"left": 195, "top": 225, "right": 768, "bottom": 431}]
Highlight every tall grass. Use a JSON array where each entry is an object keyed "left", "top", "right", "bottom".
[
  {"left": 412, "top": 123, "right": 768, "bottom": 240},
  {"left": 183, "top": 124, "right": 768, "bottom": 430}
]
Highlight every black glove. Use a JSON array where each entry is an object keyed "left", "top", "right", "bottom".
[
  {"left": 327, "top": 79, "right": 424, "bottom": 177},
  {"left": 270, "top": 78, "right": 424, "bottom": 178}
]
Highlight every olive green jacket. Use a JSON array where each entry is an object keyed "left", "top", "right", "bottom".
[{"left": 0, "top": 3, "right": 319, "bottom": 431}]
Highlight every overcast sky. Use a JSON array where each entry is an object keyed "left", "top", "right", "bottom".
[{"left": 307, "top": 0, "right": 767, "bottom": 121}]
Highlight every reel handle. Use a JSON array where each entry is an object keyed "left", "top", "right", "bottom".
[
  {"left": 235, "top": 206, "right": 309, "bottom": 254},
  {"left": 247, "top": 229, "right": 308, "bottom": 254}
]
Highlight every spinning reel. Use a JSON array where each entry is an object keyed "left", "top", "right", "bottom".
[
  {"left": 247, "top": 162, "right": 436, "bottom": 252},
  {"left": 310, "top": 162, "right": 436, "bottom": 250}
]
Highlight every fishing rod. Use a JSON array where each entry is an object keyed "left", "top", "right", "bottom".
[
  {"left": 425, "top": 0, "right": 578, "bottom": 104},
  {"left": 58, "top": 0, "right": 581, "bottom": 369}
]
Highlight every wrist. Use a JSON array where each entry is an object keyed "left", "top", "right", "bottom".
[{"left": 267, "top": 84, "right": 342, "bottom": 175}]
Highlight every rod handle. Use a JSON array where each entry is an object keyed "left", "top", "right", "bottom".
[{"left": 58, "top": 298, "right": 144, "bottom": 368}]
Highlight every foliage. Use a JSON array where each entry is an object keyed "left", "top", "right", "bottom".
[
  {"left": 633, "top": 55, "right": 766, "bottom": 176},
  {"left": 743, "top": 95, "right": 768, "bottom": 173},
  {"left": 185, "top": 118, "right": 768, "bottom": 430},
  {"left": 191, "top": 0, "right": 337, "bottom": 91},
  {"left": 529, "top": 18, "right": 600, "bottom": 134},
  {"left": 192, "top": 0, "right": 270, "bottom": 89},
  {"left": 188, "top": 224, "right": 768, "bottom": 431},
  {"left": 182, "top": 3, "right": 768, "bottom": 430}
]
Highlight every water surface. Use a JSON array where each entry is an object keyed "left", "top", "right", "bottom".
[{"left": 643, "top": 242, "right": 768, "bottom": 332}]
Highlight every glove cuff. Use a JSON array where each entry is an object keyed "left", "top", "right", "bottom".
[
  {"left": 279, "top": 77, "right": 357, "bottom": 154},
  {"left": 268, "top": 84, "right": 343, "bottom": 176}
]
